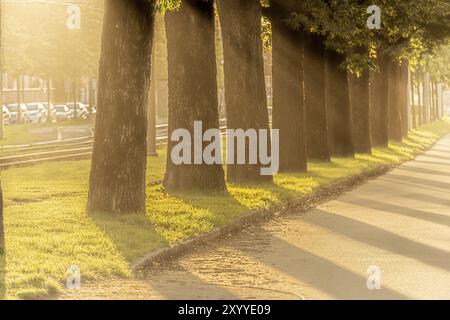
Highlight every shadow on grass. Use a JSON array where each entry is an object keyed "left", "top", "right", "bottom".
[
  {"left": 89, "top": 212, "right": 169, "bottom": 264},
  {"left": 86, "top": 128, "right": 448, "bottom": 270}
]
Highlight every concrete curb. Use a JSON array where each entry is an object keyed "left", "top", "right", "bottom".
[{"left": 132, "top": 163, "right": 394, "bottom": 272}]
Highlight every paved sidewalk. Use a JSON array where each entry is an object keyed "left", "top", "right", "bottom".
[{"left": 62, "top": 135, "right": 450, "bottom": 300}]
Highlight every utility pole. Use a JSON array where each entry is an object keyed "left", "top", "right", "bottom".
[
  {"left": 73, "top": 78, "right": 77, "bottom": 119},
  {"left": 47, "top": 75, "right": 52, "bottom": 122}
]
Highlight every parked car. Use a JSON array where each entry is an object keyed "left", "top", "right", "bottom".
[
  {"left": 2, "top": 105, "right": 10, "bottom": 126},
  {"left": 40, "top": 102, "right": 56, "bottom": 119},
  {"left": 55, "top": 104, "right": 72, "bottom": 122},
  {"left": 26, "top": 102, "right": 48, "bottom": 123},
  {"left": 6, "top": 103, "right": 29, "bottom": 124},
  {"left": 66, "top": 102, "right": 89, "bottom": 120},
  {"left": 84, "top": 104, "right": 96, "bottom": 114}
]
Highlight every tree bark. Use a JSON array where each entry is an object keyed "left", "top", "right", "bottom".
[
  {"left": 430, "top": 80, "right": 434, "bottom": 121},
  {"left": 423, "top": 72, "right": 430, "bottom": 123},
  {"left": 325, "top": 50, "right": 354, "bottom": 157},
  {"left": 87, "top": 0, "right": 156, "bottom": 214},
  {"left": 217, "top": 0, "right": 272, "bottom": 182},
  {"left": 388, "top": 61, "right": 403, "bottom": 142},
  {"left": 73, "top": 78, "right": 78, "bottom": 119},
  {"left": 349, "top": 70, "right": 372, "bottom": 154},
  {"left": 399, "top": 60, "right": 409, "bottom": 136},
  {"left": 410, "top": 72, "right": 417, "bottom": 129},
  {"left": 164, "top": 0, "right": 226, "bottom": 192},
  {"left": 304, "top": 33, "right": 330, "bottom": 161},
  {"left": 370, "top": 62, "right": 389, "bottom": 147},
  {"left": 147, "top": 41, "right": 157, "bottom": 157},
  {"left": 432, "top": 80, "right": 438, "bottom": 120},
  {"left": 270, "top": 1, "right": 307, "bottom": 172},
  {"left": 437, "top": 83, "right": 443, "bottom": 119},
  {"left": 16, "top": 76, "right": 22, "bottom": 123},
  {"left": 417, "top": 79, "right": 423, "bottom": 126},
  {"left": 47, "top": 75, "right": 52, "bottom": 123}
]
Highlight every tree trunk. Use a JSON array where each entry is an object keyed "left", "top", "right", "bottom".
[
  {"left": 349, "top": 71, "right": 372, "bottom": 154},
  {"left": 417, "top": 79, "right": 423, "bottom": 126},
  {"left": 147, "top": 41, "right": 157, "bottom": 157},
  {"left": 87, "top": 0, "right": 156, "bottom": 215},
  {"left": 47, "top": 75, "right": 52, "bottom": 123},
  {"left": 73, "top": 78, "right": 78, "bottom": 119},
  {"left": 164, "top": 0, "right": 226, "bottom": 192},
  {"left": 304, "top": 33, "right": 330, "bottom": 161},
  {"left": 370, "top": 57, "right": 389, "bottom": 147},
  {"left": 432, "top": 81, "right": 438, "bottom": 120},
  {"left": 17, "top": 76, "right": 22, "bottom": 123},
  {"left": 423, "top": 72, "right": 430, "bottom": 123},
  {"left": 388, "top": 61, "right": 403, "bottom": 142},
  {"left": 437, "top": 83, "right": 443, "bottom": 119},
  {"left": 325, "top": 50, "right": 354, "bottom": 157},
  {"left": 410, "top": 72, "right": 416, "bottom": 129},
  {"left": 399, "top": 60, "right": 409, "bottom": 136},
  {"left": 88, "top": 79, "right": 93, "bottom": 117},
  {"left": 430, "top": 80, "right": 434, "bottom": 121},
  {"left": 217, "top": 0, "right": 272, "bottom": 182},
  {"left": 270, "top": 3, "right": 307, "bottom": 172}
]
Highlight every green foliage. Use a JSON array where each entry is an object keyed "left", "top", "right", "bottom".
[
  {"left": 3, "top": 0, "right": 102, "bottom": 80},
  {"left": 283, "top": 0, "right": 450, "bottom": 72}
]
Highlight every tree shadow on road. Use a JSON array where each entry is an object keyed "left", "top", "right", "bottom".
[
  {"left": 397, "top": 165, "right": 450, "bottom": 177},
  {"left": 420, "top": 153, "right": 450, "bottom": 162},
  {"left": 309, "top": 209, "right": 450, "bottom": 273},
  {"left": 387, "top": 173, "right": 450, "bottom": 191},
  {"left": 234, "top": 232, "right": 408, "bottom": 299},
  {"left": 339, "top": 195, "right": 450, "bottom": 228},
  {"left": 139, "top": 262, "right": 239, "bottom": 299}
]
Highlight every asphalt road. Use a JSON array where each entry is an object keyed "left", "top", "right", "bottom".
[{"left": 61, "top": 135, "right": 450, "bottom": 300}]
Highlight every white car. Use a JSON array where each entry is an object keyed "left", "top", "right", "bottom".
[
  {"left": 66, "top": 102, "right": 89, "bottom": 120},
  {"left": 40, "top": 102, "right": 56, "bottom": 119},
  {"left": 2, "top": 105, "right": 10, "bottom": 126},
  {"left": 55, "top": 105, "right": 72, "bottom": 122},
  {"left": 6, "top": 103, "right": 29, "bottom": 124},
  {"left": 26, "top": 102, "right": 48, "bottom": 123}
]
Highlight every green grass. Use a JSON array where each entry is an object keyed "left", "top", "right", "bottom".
[
  {"left": 0, "top": 119, "right": 91, "bottom": 146},
  {"left": 1, "top": 119, "right": 450, "bottom": 299}
]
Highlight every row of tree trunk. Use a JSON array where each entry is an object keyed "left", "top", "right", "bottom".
[
  {"left": 410, "top": 72, "right": 445, "bottom": 129},
  {"left": 87, "top": 0, "right": 442, "bottom": 215}
]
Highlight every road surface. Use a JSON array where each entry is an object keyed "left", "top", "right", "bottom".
[{"left": 61, "top": 135, "right": 450, "bottom": 300}]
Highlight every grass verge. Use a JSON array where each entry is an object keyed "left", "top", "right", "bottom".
[
  {"left": 0, "top": 119, "right": 91, "bottom": 146},
  {"left": 1, "top": 119, "right": 449, "bottom": 299}
]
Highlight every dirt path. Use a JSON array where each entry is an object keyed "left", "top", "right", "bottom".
[{"left": 60, "top": 135, "right": 450, "bottom": 300}]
